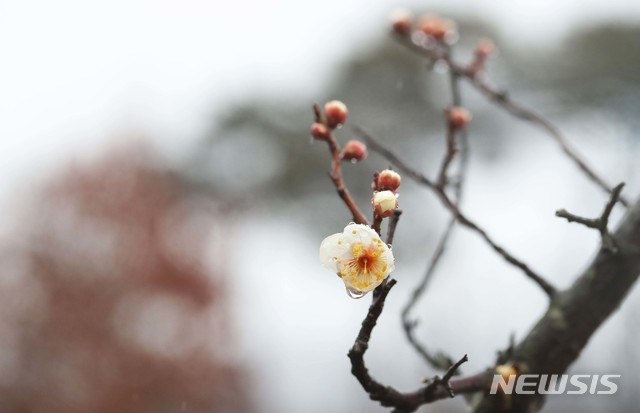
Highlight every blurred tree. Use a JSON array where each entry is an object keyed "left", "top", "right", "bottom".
[{"left": 0, "top": 145, "right": 251, "bottom": 413}]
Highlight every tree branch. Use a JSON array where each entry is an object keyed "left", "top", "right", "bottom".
[
  {"left": 354, "top": 128, "right": 557, "bottom": 298},
  {"left": 386, "top": 209, "right": 403, "bottom": 245},
  {"left": 392, "top": 34, "right": 629, "bottom": 207},
  {"left": 555, "top": 182, "right": 625, "bottom": 252},
  {"left": 401, "top": 217, "right": 457, "bottom": 370},
  {"left": 313, "top": 104, "right": 369, "bottom": 225},
  {"left": 473, "top": 197, "right": 640, "bottom": 413},
  {"left": 401, "top": 51, "right": 471, "bottom": 370},
  {"left": 348, "top": 279, "right": 492, "bottom": 413}
]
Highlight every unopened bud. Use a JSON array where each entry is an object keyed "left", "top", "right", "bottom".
[
  {"left": 341, "top": 140, "right": 367, "bottom": 162},
  {"left": 390, "top": 9, "right": 413, "bottom": 36},
  {"left": 324, "top": 100, "right": 349, "bottom": 128},
  {"left": 372, "top": 190, "right": 398, "bottom": 218},
  {"left": 310, "top": 122, "right": 329, "bottom": 140},
  {"left": 447, "top": 107, "right": 472, "bottom": 129},
  {"left": 377, "top": 169, "right": 401, "bottom": 192},
  {"left": 475, "top": 38, "right": 495, "bottom": 59},
  {"left": 417, "top": 15, "right": 456, "bottom": 41}
]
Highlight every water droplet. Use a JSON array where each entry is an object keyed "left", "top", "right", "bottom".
[
  {"left": 346, "top": 287, "right": 366, "bottom": 299},
  {"left": 347, "top": 221, "right": 356, "bottom": 226},
  {"left": 350, "top": 159, "right": 357, "bottom": 164},
  {"left": 433, "top": 59, "right": 449, "bottom": 74},
  {"left": 336, "top": 124, "right": 344, "bottom": 129}
]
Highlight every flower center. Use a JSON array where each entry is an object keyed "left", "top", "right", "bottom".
[
  {"left": 358, "top": 256, "right": 370, "bottom": 273},
  {"left": 342, "top": 242, "right": 383, "bottom": 277}
]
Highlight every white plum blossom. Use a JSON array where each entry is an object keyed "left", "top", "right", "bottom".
[{"left": 319, "top": 223, "right": 395, "bottom": 297}]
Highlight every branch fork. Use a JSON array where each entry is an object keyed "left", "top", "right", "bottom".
[{"left": 556, "top": 182, "right": 626, "bottom": 253}]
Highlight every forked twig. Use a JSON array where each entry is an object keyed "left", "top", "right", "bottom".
[
  {"left": 556, "top": 182, "right": 626, "bottom": 252},
  {"left": 354, "top": 127, "right": 557, "bottom": 298},
  {"left": 348, "top": 279, "right": 490, "bottom": 413},
  {"left": 392, "top": 34, "right": 629, "bottom": 207},
  {"left": 313, "top": 104, "right": 369, "bottom": 225}
]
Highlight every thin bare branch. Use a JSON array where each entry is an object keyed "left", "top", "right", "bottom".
[
  {"left": 313, "top": 104, "right": 369, "bottom": 225},
  {"left": 348, "top": 279, "right": 492, "bottom": 412},
  {"left": 353, "top": 125, "right": 435, "bottom": 189},
  {"left": 556, "top": 182, "right": 625, "bottom": 252},
  {"left": 436, "top": 123, "right": 457, "bottom": 190},
  {"left": 355, "top": 128, "right": 557, "bottom": 298},
  {"left": 392, "top": 35, "right": 629, "bottom": 207},
  {"left": 386, "top": 209, "right": 403, "bottom": 245},
  {"left": 401, "top": 217, "right": 457, "bottom": 370},
  {"left": 401, "top": 53, "right": 470, "bottom": 370}
]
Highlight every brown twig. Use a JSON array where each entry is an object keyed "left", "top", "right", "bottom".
[
  {"left": 354, "top": 125, "right": 435, "bottom": 189},
  {"left": 401, "top": 215, "right": 457, "bottom": 370},
  {"left": 372, "top": 214, "right": 384, "bottom": 235},
  {"left": 475, "top": 198, "right": 640, "bottom": 413},
  {"left": 392, "top": 34, "right": 629, "bottom": 207},
  {"left": 354, "top": 127, "right": 557, "bottom": 298},
  {"left": 401, "top": 52, "right": 470, "bottom": 370},
  {"left": 386, "top": 209, "right": 403, "bottom": 245},
  {"left": 556, "top": 182, "right": 625, "bottom": 252},
  {"left": 348, "top": 279, "right": 491, "bottom": 412},
  {"left": 313, "top": 104, "right": 369, "bottom": 225},
  {"left": 436, "top": 122, "right": 458, "bottom": 190}
]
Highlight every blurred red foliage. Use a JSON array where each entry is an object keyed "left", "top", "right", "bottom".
[{"left": 0, "top": 147, "right": 251, "bottom": 413}]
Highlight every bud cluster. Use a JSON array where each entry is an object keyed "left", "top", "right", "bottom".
[
  {"left": 309, "top": 99, "right": 350, "bottom": 141},
  {"left": 309, "top": 100, "right": 369, "bottom": 163},
  {"left": 390, "top": 9, "right": 456, "bottom": 42},
  {"left": 371, "top": 169, "right": 401, "bottom": 218}
]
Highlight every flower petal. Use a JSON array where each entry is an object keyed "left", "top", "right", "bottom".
[{"left": 319, "top": 233, "right": 348, "bottom": 272}]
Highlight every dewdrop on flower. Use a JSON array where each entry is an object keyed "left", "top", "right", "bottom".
[{"left": 319, "top": 223, "right": 395, "bottom": 298}]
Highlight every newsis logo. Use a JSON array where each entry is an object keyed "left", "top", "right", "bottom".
[{"left": 490, "top": 374, "right": 621, "bottom": 395}]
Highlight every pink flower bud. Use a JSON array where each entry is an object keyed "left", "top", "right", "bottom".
[
  {"left": 377, "top": 169, "right": 401, "bottom": 192},
  {"left": 324, "top": 100, "right": 349, "bottom": 128},
  {"left": 417, "top": 15, "right": 456, "bottom": 41},
  {"left": 341, "top": 140, "right": 367, "bottom": 162},
  {"left": 390, "top": 9, "right": 413, "bottom": 36},
  {"left": 447, "top": 107, "right": 472, "bottom": 129},
  {"left": 475, "top": 38, "right": 495, "bottom": 59},
  {"left": 372, "top": 190, "right": 398, "bottom": 218},
  {"left": 310, "top": 122, "right": 329, "bottom": 140}
]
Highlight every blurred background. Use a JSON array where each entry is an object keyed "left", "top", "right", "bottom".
[{"left": 1, "top": 1, "right": 640, "bottom": 412}]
